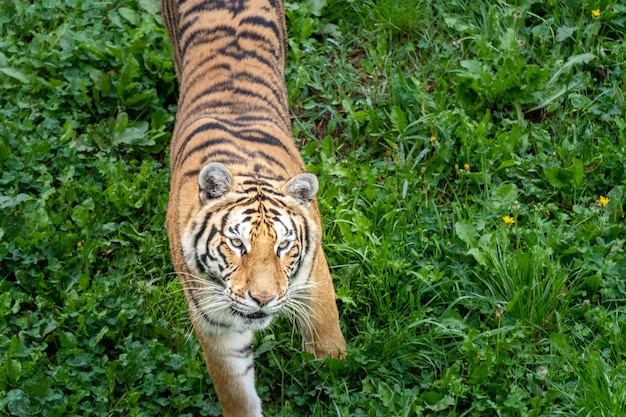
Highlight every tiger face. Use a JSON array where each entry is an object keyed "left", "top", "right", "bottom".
[{"left": 181, "top": 162, "right": 319, "bottom": 334}]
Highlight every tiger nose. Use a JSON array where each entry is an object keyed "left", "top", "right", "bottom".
[{"left": 249, "top": 292, "right": 276, "bottom": 307}]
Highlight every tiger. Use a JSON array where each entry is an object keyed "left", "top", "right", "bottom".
[{"left": 160, "top": 0, "right": 347, "bottom": 415}]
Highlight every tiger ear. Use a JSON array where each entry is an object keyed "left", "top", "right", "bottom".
[
  {"left": 198, "top": 162, "right": 233, "bottom": 203},
  {"left": 284, "top": 173, "right": 318, "bottom": 206}
]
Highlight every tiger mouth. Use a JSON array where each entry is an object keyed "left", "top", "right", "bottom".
[{"left": 232, "top": 309, "right": 268, "bottom": 320}]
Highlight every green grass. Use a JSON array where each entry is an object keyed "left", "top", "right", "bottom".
[{"left": 1, "top": 0, "right": 625, "bottom": 415}]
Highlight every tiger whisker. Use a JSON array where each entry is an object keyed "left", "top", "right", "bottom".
[
  {"left": 282, "top": 294, "right": 317, "bottom": 338},
  {"left": 175, "top": 270, "right": 227, "bottom": 286}
]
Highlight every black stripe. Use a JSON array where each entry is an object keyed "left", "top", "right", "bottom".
[
  {"left": 241, "top": 208, "right": 257, "bottom": 217},
  {"left": 177, "top": 114, "right": 291, "bottom": 149},
  {"left": 240, "top": 15, "right": 280, "bottom": 45},
  {"left": 205, "top": 250, "right": 219, "bottom": 263},
  {"left": 182, "top": 68, "right": 286, "bottom": 108},
  {"left": 217, "top": 41, "right": 279, "bottom": 77},
  {"left": 236, "top": 343, "right": 253, "bottom": 357},
  {"left": 182, "top": 96, "right": 284, "bottom": 130},
  {"left": 237, "top": 28, "right": 280, "bottom": 60},
  {"left": 176, "top": 123, "right": 293, "bottom": 171},
  {"left": 180, "top": 139, "right": 241, "bottom": 166},
  {"left": 241, "top": 363, "right": 254, "bottom": 376},
  {"left": 268, "top": 207, "right": 282, "bottom": 217},
  {"left": 291, "top": 218, "right": 306, "bottom": 276},
  {"left": 181, "top": 168, "right": 201, "bottom": 180},
  {"left": 179, "top": 138, "right": 233, "bottom": 167},
  {"left": 233, "top": 113, "right": 287, "bottom": 128},
  {"left": 241, "top": 178, "right": 272, "bottom": 187},
  {"left": 173, "top": 120, "right": 237, "bottom": 168},
  {"left": 201, "top": 149, "right": 247, "bottom": 165},
  {"left": 181, "top": 25, "right": 237, "bottom": 58},
  {"left": 180, "top": 0, "right": 247, "bottom": 16},
  {"left": 245, "top": 150, "right": 288, "bottom": 172},
  {"left": 237, "top": 127, "right": 289, "bottom": 147},
  {"left": 216, "top": 243, "right": 230, "bottom": 265},
  {"left": 177, "top": 15, "right": 199, "bottom": 45},
  {"left": 193, "top": 213, "right": 213, "bottom": 249},
  {"left": 241, "top": 187, "right": 283, "bottom": 203},
  {"left": 183, "top": 85, "right": 285, "bottom": 123},
  {"left": 183, "top": 61, "right": 232, "bottom": 90}
]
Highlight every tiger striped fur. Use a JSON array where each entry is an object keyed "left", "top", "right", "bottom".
[{"left": 160, "top": 0, "right": 347, "bottom": 415}]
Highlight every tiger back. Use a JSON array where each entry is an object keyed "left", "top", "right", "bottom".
[{"left": 160, "top": 0, "right": 346, "bottom": 415}]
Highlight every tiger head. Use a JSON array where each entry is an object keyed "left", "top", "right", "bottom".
[{"left": 181, "top": 162, "right": 320, "bottom": 334}]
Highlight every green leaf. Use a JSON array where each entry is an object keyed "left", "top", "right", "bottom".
[
  {"left": 0, "top": 194, "right": 32, "bottom": 209},
  {"left": 544, "top": 166, "right": 569, "bottom": 188},
  {"left": 335, "top": 287, "right": 356, "bottom": 307},
  {"left": 59, "top": 331, "right": 78, "bottom": 349},
  {"left": 530, "top": 85, "right": 569, "bottom": 111},
  {"left": 124, "top": 91, "right": 156, "bottom": 110},
  {"left": 495, "top": 159, "right": 519, "bottom": 171},
  {"left": 550, "top": 332, "right": 574, "bottom": 357},
  {"left": 0, "top": 67, "right": 29, "bottom": 84},
  {"left": 151, "top": 108, "right": 169, "bottom": 129},
  {"left": 570, "top": 93, "right": 592, "bottom": 109},
  {"left": 114, "top": 112, "right": 129, "bottom": 133},
  {"left": 443, "top": 16, "right": 472, "bottom": 33},
  {"left": 6, "top": 389, "right": 31, "bottom": 417},
  {"left": 352, "top": 111, "right": 368, "bottom": 124},
  {"left": 467, "top": 248, "right": 487, "bottom": 267},
  {"left": 119, "top": 7, "right": 139, "bottom": 26},
  {"left": 93, "top": 325, "right": 110, "bottom": 345},
  {"left": 6, "top": 359, "right": 22, "bottom": 384},
  {"left": 459, "top": 60, "right": 487, "bottom": 80},
  {"left": 548, "top": 53, "right": 595, "bottom": 86},
  {"left": 112, "top": 121, "right": 151, "bottom": 146},
  {"left": 0, "top": 137, "right": 10, "bottom": 163},
  {"left": 503, "top": 385, "right": 528, "bottom": 409},
  {"left": 572, "top": 158, "right": 584, "bottom": 189},
  {"left": 421, "top": 390, "right": 441, "bottom": 406},
  {"left": 298, "top": 0, "right": 327, "bottom": 17},
  {"left": 388, "top": 106, "right": 406, "bottom": 133},
  {"left": 486, "top": 183, "right": 518, "bottom": 211},
  {"left": 455, "top": 220, "right": 478, "bottom": 248},
  {"left": 137, "top": 0, "right": 161, "bottom": 16},
  {"left": 89, "top": 68, "right": 111, "bottom": 94},
  {"left": 584, "top": 272, "right": 602, "bottom": 293},
  {"left": 556, "top": 26, "right": 576, "bottom": 42},
  {"left": 71, "top": 198, "right": 95, "bottom": 228},
  {"left": 79, "top": 273, "right": 91, "bottom": 291}
]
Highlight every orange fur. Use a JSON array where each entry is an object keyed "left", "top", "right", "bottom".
[{"left": 160, "top": 0, "right": 346, "bottom": 414}]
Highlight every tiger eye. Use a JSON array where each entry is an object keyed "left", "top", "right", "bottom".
[{"left": 230, "top": 238, "right": 244, "bottom": 248}]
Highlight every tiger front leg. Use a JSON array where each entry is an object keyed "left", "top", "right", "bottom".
[
  {"left": 196, "top": 331, "right": 262, "bottom": 417},
  {"left": 300, "top": 248, "right": 347, "bottom": 359}
]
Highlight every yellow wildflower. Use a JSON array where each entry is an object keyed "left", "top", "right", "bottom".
[
  {"left": 430, "top": 135, "right": 437, "bottom": 143},
  {"left": 502, "top": 215, "right": 516, "bottom": 225},
  {"left": 77, "top": 241, "right": 83, "bottom": 248},
  {"left": 463, "top": 163, "right": 470, "bottom": 171},
  {"left": 596, "top": 196, "right": 610, "bottom": 206},
  {"left": 592, "top": 9, "right": 601, "bottom": 17}
]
